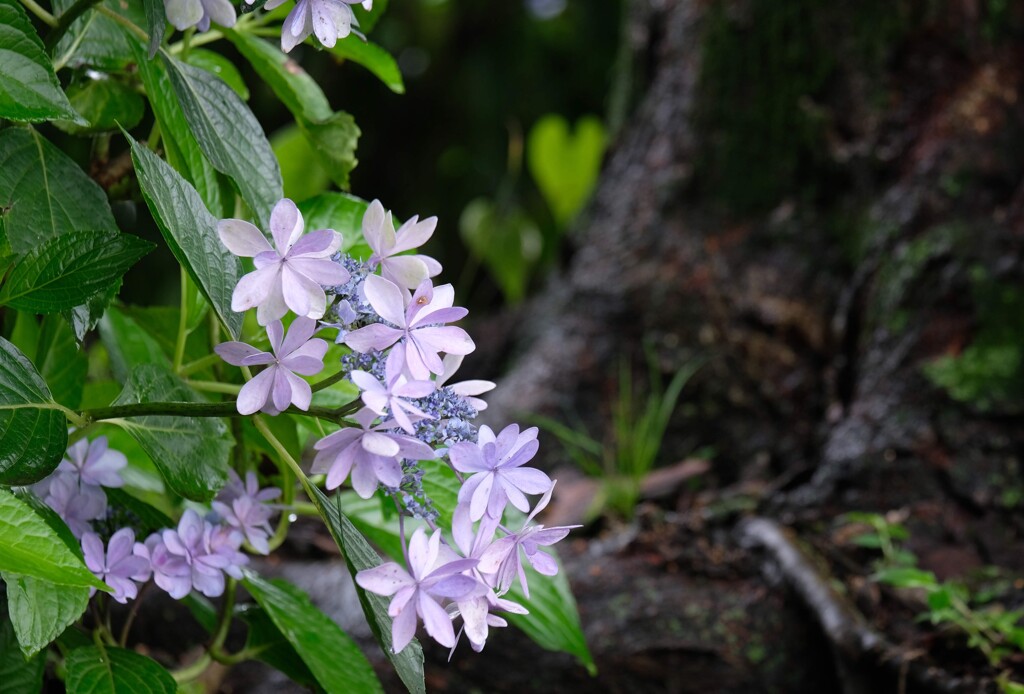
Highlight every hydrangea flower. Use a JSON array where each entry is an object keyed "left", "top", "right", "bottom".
[
  {"left": 345, "top": 276, "right": 475, "bottom": 380},
  {"left": 362, "top": 200, "right": 442, "bottom": 289},
  {"left": 212, "top": 470, "right": 281, "bottom": 555},
  {"left": 149, "top": 510, "right": 247, "bottom": 599},
  {"left": 218, "top": 199, "right": 349, "bottom": 325},
  {"left": 312, "top": 407, "right": 435, "bottom": 497},
  {"left": 355, "top": 527, "right": 483, "bottom": 653},
  {"left": 44, "top": 473, "right": 107, "bottom": 538},
  {"left": 58, "top": 436, "right": 126, "bottom": 489},
  {"left": 350, "top": 350, "right": 435, "bottom": 434},
  {"left": 216, "top": 317, "right": 328, "bottom": 415},
  {"left": 265, "top": 0, "right": 372, "bottom": 53},
  {"left": 477, "top": 483, "right": 578, "bottom": 598},
  {"left": 449, "top": 424, "right": 551, "bottom": 521},
  {"left": 81, "top": 528, "right": 150, "bottom": 603},
  {"left": 165, "top": 0, "right": 236, "bottom": 32},
  {"left": 437, "top": 354, "right": 495, "bottom": 412}
]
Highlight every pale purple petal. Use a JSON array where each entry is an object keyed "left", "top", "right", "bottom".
[
  {"left": 361, "top": 431, "right": 400, "bottom": 457},
  {"left": 449, "top": 442, "right": 488, "bottom": 473},
  {"left": 231, "top": 266, "right": 277, "bottom": 312},
  {"left": 390, "top": 598, "right": 418, "bottom": 653},
  {"left": 418, "top": 592, "right": 456, "bottom": 647},
  {"left": 502, "top": 466, "right": 552, "bottom": 494},
  {"left": 236, "top": 367, "right": 276, "bottom": 415},
  {"left": 216, "top": 342, "right": 270, "bottom": 366},
  {"left": 363, "top": 274, "right": 409, "bottom": 327},
  {"left": 412, "top": 326, "right": 475, "bottom": 356},
  {"left": 344, "top": 323, "right": 403, "bottom": 353},
  {"left": 288, "top": 229, "right": 341, "bottom": 258},
  {"left": 281, "top": 266, "right": 327, "bottom": 319},
  {"left": 356, "top": 562, "right": 413, "bottom": 596},
  {"left": 381, "top": 256, "right": 430, "bottom": 290},
  {"left": 283, "top": 369, "right": 312, "bottom": 410},
  {"left": 270, "top": 198, "right": 304, "bottom": 252},
  {"left": 257, "top": 281, "right": 289, "bottom": 326},
  {"left": 361, "top": 200, "right": 389, "bottom": 254},
  {"left": 391, "top": 216, "right": 437, "bottom": 254}
]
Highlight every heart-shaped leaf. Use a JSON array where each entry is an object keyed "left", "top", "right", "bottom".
[{"left": 527, "top": 114, "right": 606, "bottom": 226}]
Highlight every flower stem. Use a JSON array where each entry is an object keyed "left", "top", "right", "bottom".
[
  {"left": 179, "top": 352, "right": 223, "bottom": 377},
  {"left": 44, "top": 0, "right": 102, "bottom": 49},
  {"left": 311, "top": 368, "right": 349, "bottom": 393},
  {"left": 79, "top": 400, "right": 359, "bottom": 422},
  {"left": 19, "top": 0, "right": 56, "bottom": 27},
  {"left": 94, "top": 4, "right": 148, "bottom": 42},
  {"left": 174, "top": 268, "right": 189, "bottom": 373},
  {"left": 185, "top": 379, "right": 242, "bottom": 395},
  {"left": 171, "top": 653, "right": 212, "bottom": 684}
]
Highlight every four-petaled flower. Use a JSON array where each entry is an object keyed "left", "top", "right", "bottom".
[
  {"left": 313, "top": 407, "right": 435, "bottom": 496},
  {"left": 81, "top": 528, "right": 151, "bottom": 603},
  {"left": 477, "top": 483, "right": 579, "bottom": 598},
  {"left": 212, "top": 470, "right": 281, "bottom": 555},
  {"left": 219, "top": 198, "right": 349, "bottom": 325},
  {"left": 350, "top": 350, "right": 436, "bottom": 434},
  {"left": 58, "top": 436, "right": 126, "bottom": 489},
  {"left": 216, "top": 317, "right": 328, "bottom": 415},
  {"left": 356, "top": 528, "right": 484, "bottom": 653},
  {"left": 345, "top": 275, "right": 475, "bottom": 380},
  {"left": 265, "top": 0, "right": 372, "bottom": 53},
  {"left": 449, "top": 424, "right": 552, "bottom": 521},
  {"left": 362, "top": 199, "right": 442, "bottom": 289}
]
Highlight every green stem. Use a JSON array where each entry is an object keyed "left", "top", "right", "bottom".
[
  {"left": 19, "top": 0, "right": 56, "bottom": 26},
  {"left": 254, "top": 416, "right": 313, "bottom": 495},
  {"left": 180, "top": 26, "right": 194, "bottom": 60},
  {"left": 185, "top": 379, "right": 242, "bottom": 395},
  {"left": 79, "top": 400, "right": 359, "bottom": 422},
  {"left": 174, "top": 269, "right": 189, "bottom": 373},
  {"left": 171, "top": 653, "right": 212, "bottom": 684},
  {"left": 179, "top": 352, "right": 223, "bottom": 377},
  {"left": 94, "top": 5, "right": 148, "bottom": 41},
  {"left": 169, "top": 29, "right": 223, "bottom": 54},
  {"left": 44, "top": 0, "right": 102, "bottom": 49},
  {"left": 209, "top": 578, "right": 236, "bottom": 651},
  {"left": 311, "top": 368, "right": 349, "bottom": 393},
  {"left": 291, "top": 501, "right": 319, "bottom": 516}
]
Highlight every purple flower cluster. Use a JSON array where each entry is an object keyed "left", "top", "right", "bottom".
[
  {"left": 213, "top": 196, "right": 577, "bottom": 654},
  {"left": 34, "top": 440, "right": 279, "bottom": 604}
]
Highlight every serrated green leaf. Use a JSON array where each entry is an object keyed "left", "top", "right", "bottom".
[
  {"left": 0, "top": 488, "right": 106, "bottom": 590},
  {"left": 307, "top": 485, "right": 426, "bottom": 694},
  {"left": 130, "top": 39, "right": 232, "bottom": 218},
  {"left": 66, "top": 644, "right": 176, "bottom": 694},
  {"left": 110, "top": 364, "right": 230, "bottom": 502},
  {"left": 126, "top": 132, "right": 243, "bottom": 340},
  {"left": 141, "top": 0, "right": 165, "bottom": 58},
  {"left": 0, "top": 231, "right": 153, "bottom": 313},
  {"left": 3, "top": 572, "right": 90, "bottom": 657},
  {"left": 331, "top": 36, "right": 404, "bottom": 94},
  {"left": 57, "top": 78, "right": 145, "bottom": 135},
  {"left": 0, "top": 335, "right": 68, "bottom": 484},
  {"left": 185, "top": 48, "right": 249, "bottom": 100},
  {"left": 0, "top": 614, "right": 44, "bottom": 694},
  {"left": 51, "top": 0, "right": 146, "bottom": 70},
  {"left": 225, "top": 30, "right": 330, "bottom": 120},
  {"left": 63, "top": 280, "right": 121, "bottom": 343},
  {"left": 0, "top": 127, "right": 118, "bottom": 254},
  {"left": 527, "top": 114, "right": 606, "bottom": 226},
  {"left": 244, "top": 573, "right": 383, "bottom": 694},
  {"left": 37, "top": 314, "right": 88, "bottom": 408},
  {"left": 0, "top": 0, "right": 82, "bottom": 123},
  {"left": 504, "top": 554, "right": 595, "bottom": 675},
  {"left": 162, "top": 51, "right": 282, "bottom": 227},
  {"left": 297, "top": 192, "right": 369, "bottom": 251},
  {"left": 99, "top": 306, "right": 169, "bottom": 383},
  {"left": 299, "top": 112, "right": 360, "bottom": 190}
]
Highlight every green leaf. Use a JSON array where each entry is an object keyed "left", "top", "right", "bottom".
[
  {"left": 0, "top": 0, "right": 81, "bottom": 123},
  {"left": 0, "top": 127, "right": 118, "bottom": 254},
  {"left": 0, "top": 231, "right": 153, "bottom": 313},
  {"left": 331, "top": 36, "right": 404, "bottom": 94},
  {"left": 63, "top": 280, "right": 121, "bottom": 343},
  {"left": 308, "top": 485, "right": 426, "bottom": 694},
  {"left": 57, "top": 78, "right": 145, "bottom": 135},
  {"left": 130, "top": 39, "right": 232, "bottom": 218},
  {"left": 299, "top": 112, "right": 360, "bottom": 190},
  {"left": 338, "top": 491, "right": 403, "bottom": 560},
  {"left": 238, "top": 605, "right": 318, "bottom": 689},
  {"left": 66, "top": 644, "right": 176, "bottom": 694},
  {"left": 0, "top": 614, "right": 44, "bottom": 694},
  {"left": 0, "top": 335, "right": 68, "bottom": 485},
  {"left": 126, "top": 132, "right": 243, "bottom": 340},
  {"left": 162, "top": 51, "right": 282, "bottom": 227},
  {"left": 244, "top": 573, "right": 383, "bottom": 694},
  {"left": 36, "top": 314, "right": 87, "bottom": 408},
  {"left": 99, "top": 306, "right": 169, "bottom": 383},
  {"left": 272, "top": 124, "right": 330, "bottom": 202},
  {"left": 504, "top": 553, "right": 596, "bottom": 675},
  {"left": 526, "top": 114, "right": 606, "bottom": 226},
  {"left": 185, "top": 49, "right": 249, "bottom": 100},
  {"left": 0, "top": 488, "right": 107, "bottom": 590},
  {"left": 225, "top": 31, "right": 358, "bottom": 189},
  {"left": 51, "top": 0, "right": 146, "bottom": 70},
  {"left": 459, "top": 197, "right": 541, "bottom": 303},
  {"left": 873, "top": 567, "right": 939, "bottom": 589},
  {"left": 110, "top": 364, "right": 230, "bottom": 502},
  {"left": 419, "top": 458, "right": 460, "bottom": 530},
  {"left": 3, "top": 572, "right": 90, "bottom": 657},
  {"left": 141, "top": 0, "right": 165, "bottom": 58},
  {"left": 225, "top": 31, "right": 330, "bottom": 120},
  {"left": 298, "top": 192, "right": 369, "bottom": 251}
]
